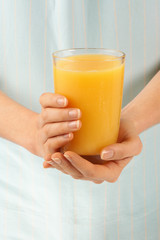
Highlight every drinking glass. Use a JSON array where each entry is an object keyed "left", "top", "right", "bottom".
[{"left": 53, "top": 48, "right": 125, "bottom": 156}]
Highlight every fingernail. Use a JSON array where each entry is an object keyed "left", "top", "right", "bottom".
[
  {"left": 68, "top": 120, "right": 80, "bottom": 129},
  {"left": 63, "top": 133, "right": 72, "bottom": 138},
  {"left": 46, "top": 160, "right": 54, "bottom": 166},
  {"left": 64, "top": 154, "right": 72, "bottom": 162},
  {"left": 101, "top": 150, "right": 114, "bottom": 160},
  {"left": 57, "top": 97, "right": 67, "bottom": 106},
  {"left": 69, "top": 109, "right": 81, "bottom": 118},
  {"left": 52, "top": 157, "right": 61, "bottom": 164}
]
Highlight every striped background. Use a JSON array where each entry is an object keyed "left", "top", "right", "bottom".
[{"left": 0, "top": 0, "right": 160, "bottom": 239}]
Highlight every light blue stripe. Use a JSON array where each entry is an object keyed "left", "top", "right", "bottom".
[{"left": 0, "top": 0, "right": 160, "bottom": 239}]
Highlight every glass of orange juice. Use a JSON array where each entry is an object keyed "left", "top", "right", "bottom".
[{"left": 53, "top": 49, "right": 125, "bottom": 156}]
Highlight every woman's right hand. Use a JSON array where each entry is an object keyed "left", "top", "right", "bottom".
[{"left": 35, "top": 93, "right": 82, "bottom": 159}]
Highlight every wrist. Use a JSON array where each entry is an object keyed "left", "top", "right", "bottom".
[
  {"left": 121, "top": 106, "right": 139, "bottom": 134},
  {"left": 24, "top": 112, "right": 40, "bottom": 156}
]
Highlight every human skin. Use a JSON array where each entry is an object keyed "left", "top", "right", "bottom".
[
  {"left": 0, "top": 91, "right": 82, "bottom": 157},
  {"left": 0, "top": 71, "right": 159, "bottom": 183},
  {"left": 43, "top": 71, "right": 160, "bottom": 183}
]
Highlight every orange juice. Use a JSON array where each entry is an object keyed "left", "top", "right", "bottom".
[{"left": 53, "top": 54, "right": 125, "bottom": 155}]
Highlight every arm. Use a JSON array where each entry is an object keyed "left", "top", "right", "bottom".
[
  {"left": 121, "top": 71, "right": 160, "bottom": 134},
  {"left": 45, "top": 71, "right": 160, "bottom": 184},
  {"left": 0, "top": 91, "right": 81, "bottom": 157},
  {"left": 0, "top": 91, "right": 38, "bottom": 154}
]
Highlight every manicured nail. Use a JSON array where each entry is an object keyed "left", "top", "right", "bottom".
[
  {"left": 101, "top": 150, "right": 114, "bottom": 160},
  {"left": 68, "top": 120, "right": 80, "bottom": 129},
  {"left": 46, "top": 160, "right": 54, "bottom": 166},
  {"left": 63, "top": 133, "right": 72, "bottom": 138},
  {"left": 64, "top": 154, "right": 72, "bottom": 162},
  {"left": 69, "top": 109, "right": 81, "bottom": 118},
  {"left": 52, "top": 157, "right": 61, "bottom": 164},
  {"left": 57, "top": 97, "right": 67, "bottom": 106}
]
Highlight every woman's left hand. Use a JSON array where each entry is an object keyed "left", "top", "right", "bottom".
[{"left": 43, "top": 118, "right": 143, "bottom": 184}]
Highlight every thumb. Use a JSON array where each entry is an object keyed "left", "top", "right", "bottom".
[{"left": 100, "top": 136, "right": 142, "bottom": 161}]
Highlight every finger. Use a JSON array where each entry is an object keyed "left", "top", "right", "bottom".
[
  {"left": 42, "top": 120, "right": 82, "bottom": 143},
  {"left": 63, "top": 151, "right": 126, "bottom": 182},
  {"left": 92, "top": 180, "right": 104, "bottom": 184},
  {"left": 39, "top": 93, "right": 68, "bottom": 108},
  {"left": 45, "top": 155, "right": 103, "bottom": 181},
  {"left": 64, "top": 152, "right": 109, "bottom": 180},
  {"left": 43, "top": 161, "right": 69, "bottom": 174},
  {"left": 39, "top": 107, "right": 82, "bottom": 127},
  {"left": 44, "top": 133, "right": 74, "bottom": 155},
  {"left": 44, "top": 154, "right": 109, "bottom": 183},
  {"left": 113, "top": 157, "right": 132, "bottom": 169},
  {"left": 100, "top": 136, "right": 142, "bottom": 161},
  {"left": 64, "top": 151, "right": 96, "bottom": 177},
  {"left": 101, "top": 157, "right": 132, "bottom": 182},
  {"left": 43, "top": 154, "right": 69, "bottom": 174},
  {"left": 43, "top": 161, "right": 55, "bottom": 168},
  {"left": 43, "top": 154, "right": 57, "bottom": 169},
  {"left": 50, "top": 152, "right": 83, "bottom": 179}
]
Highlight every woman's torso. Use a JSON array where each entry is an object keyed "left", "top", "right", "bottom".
[{"left": 0, "top": 0, "right": 160, "bottom": 239}]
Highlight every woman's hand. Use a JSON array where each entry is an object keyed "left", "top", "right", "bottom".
[
  {"left": 43, "top": 118, "right": 143, "bottom": 183},
  {"left": 34, "top": 93, "right": 82, "bottom": 158}
]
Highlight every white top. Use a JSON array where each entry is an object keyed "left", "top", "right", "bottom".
[{"left": 0, "top": 0, "right": 160, "bottom": 239}]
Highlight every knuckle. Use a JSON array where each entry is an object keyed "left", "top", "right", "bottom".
[
  {"left": 93, "top": 180, "right": 103, "bottom": 184},
  {"left": 60, "top": 109, "right": 68, "bottom": 121},
  {"left": 47, "top": 140, "right": 53, "bottom": 152},
  {"left": 57, "top": 134, "right": 70, "bottom": 146},
  {"left": 38, "top": 128, "right": 44, "bottom": 140},
  {"left": 45, "top": 139, "right": 58, "bottom": 154},
  {"left": 109, "top": 176, "right": 119, "bottom": 183},
  {"left": 88, "top": 172, "right": 95, "bottom": 178},
  {"left": 39, "top": 92, "right": 48, "bottom": 105},
  {"left": 37, "top": 114, "right": 43, "bottom": 129},
  {"left": 133, "top": 137, "right": 143, "bottom": 156},
  {"left": 55, "top": 136, "right": 62, "bottom": 147},
  {"left": 41, "top": 108, "right": 48, "bottom": 122},
  {"left": 117, "top": 148, "right": 124, "bottom": 159},
  {"left": 63, "top": 122, "right": 69, "bottom": 133},
  {"left": 44, "top": 153, "right": 52, "bottom": 161},
  {"left": 44, "top": 142, "right": 50, "bottom": 154},
  {"left": 110, "top": 171, "right": 121, "bottom": 183},
  {"left": 43, "top": 124, "right": 50, "bottom": 136},
  {"left": 85, "top": 168, "right": 95, "bottom": 178}
]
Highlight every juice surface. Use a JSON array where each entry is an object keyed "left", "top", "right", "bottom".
[{"left": 54, "top": 54, "right": 125, "bottom": 155}]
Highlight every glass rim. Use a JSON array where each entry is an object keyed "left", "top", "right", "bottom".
[{"left": 52, "top": 48, "right": 125, "bottom": 62}]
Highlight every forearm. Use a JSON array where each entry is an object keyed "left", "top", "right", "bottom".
[
  {"left": 121, "top": 71, "right": 160, "bottom": 134},
  {"left": 0, "top": 91, "right": 38, "bottom": 153}
]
